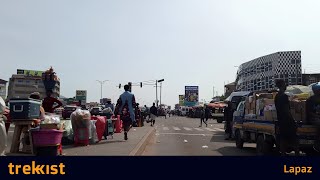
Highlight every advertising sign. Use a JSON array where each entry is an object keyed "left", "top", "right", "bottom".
[
  {"left": 179, "top": 95, "right": 185, "bottom": 106},
  {"left": 185, "top": 86, "right": 199, "bottom": 107},
  {"left": 76, "top": 90, "right": 87, "bottom": 105},
  {"left": 17, "top": 69, "right": 43, "bottom": 77}
]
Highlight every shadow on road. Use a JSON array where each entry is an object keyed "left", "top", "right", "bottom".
[
  {"left": 209, "top": 132, "right": 229, "bottom": 143},
  {"left": 215, "top": 146, "right": 256, "bottom": 156},
  {"left": 63, "top": 140, "right": 125, "bottom": 149}
]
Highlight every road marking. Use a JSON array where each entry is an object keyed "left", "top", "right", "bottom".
[
  {"left": 173, "top": 127, "right": 181, "bottom": 131},
  {"left": 214, "top": 128, "right": 224, "bottom": 132},
  {"left": 159, "top": 133, "right": 212, "bottom": 136},
  {"left": 194, "top": 128, "right": 204, "bottom": 131},
  {"left": 204, "top": 128, "right": 215, "bottom": 132},
  {"left": 163, "top": 127, "right": 169, "bottom": 131},
  {"left": 183, "top": 127, "right": 192, "bottom": 131}
]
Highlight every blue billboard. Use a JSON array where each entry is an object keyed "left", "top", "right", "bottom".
[{"left": 184, "top": 86, "right": 199, "bottom": 107}]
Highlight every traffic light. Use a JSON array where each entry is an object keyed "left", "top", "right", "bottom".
[
  {"left": 140, "top": 82, "right": 143, "bottom": 88},
  {"left": 119, "top": 84, "right": 121, "bottom": 89}
]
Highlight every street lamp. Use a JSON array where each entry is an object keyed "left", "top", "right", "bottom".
[
  {"left": 156, "top": 79, "right": 164, "bottom": 107},
  {"left": 96, "top": 80, "right": 109, "bottom": 101}
]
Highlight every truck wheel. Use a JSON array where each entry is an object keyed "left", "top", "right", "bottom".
[
  {"left": 235, "top": 130, "right": 244, "bottom": 149},
  {"left": 217, "top": 119, "right": 223, "bottom": 123},
  {"left": 256, "top": 135, "right": 273, "bottom": 155}
]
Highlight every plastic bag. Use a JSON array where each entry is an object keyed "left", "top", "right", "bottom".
[
  {"left": 42, "top": 113, "right": 61, "bottom": 124},
  {"left": 89, "top": 120, "right": 98, "bottom": 144},
  {"left": 0, "top": 118, "right": 7, "bottom": 156},
  {"left": 0, "top": 97, "right": 5, "bottom": 115}
]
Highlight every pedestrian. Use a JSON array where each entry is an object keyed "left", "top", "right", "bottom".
[
  {"left": 105, "top": 99, "right": 114, "bottom": 113},
  {"left": 149, "top": 103, "right": 157, "bottom": 127},
  {"left": 199, "top": 106, "right": 207, "bottom": 127},
  {"left": 42, "top": 90, "right": 63, "bottom": 113},
  {"left": 114, "top": 85, "right": 138, "bottom": 140},
  {"left": 274, "top": 79, "right": 299, "bottom": 156},
  {"left": 306, "top": 83, "right": 320, "bottom": 152},
  {"left": 205, "top": 105, "right": 211, "bottom": 122},
  {"left": 120, "top": 107, "right": 131, "bottom": 140},
  {"left": 224, "top": 101, "right": 233, "bottom": 140},
  {"left": 135, "top": 103, "right": 142, "bottom": 127}
]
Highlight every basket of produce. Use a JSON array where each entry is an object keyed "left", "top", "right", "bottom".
[{"left": 42, "top": 67, "right": 58, "bottom": 91}]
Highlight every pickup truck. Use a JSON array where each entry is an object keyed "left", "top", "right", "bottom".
[{"left": 212, "top": 113, "right": 224, "bottom": 123}]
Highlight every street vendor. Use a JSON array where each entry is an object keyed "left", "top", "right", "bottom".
[
  {"left": 274, "top": 79, "right": 299, "bottom": 156},
  {"left": 306, "top": 83, "right": 320, "bottom": 152},
  {"left": 42, "top": 90, "right": 63, "bottom": 113},
  {"left": 30, "top": 92, "right": 45, "bottom": 126}
]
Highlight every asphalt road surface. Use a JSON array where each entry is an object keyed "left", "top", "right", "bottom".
[{"left": 143, "top": 116, "right": 256, "bottom": 156}]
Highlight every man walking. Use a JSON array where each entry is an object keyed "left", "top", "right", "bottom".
[
  {"left": 274, "top": 79, "right": 299, "bottom": 156},
  {"left": 199, "top": 107, "right": 208, "bottom": 127},
  {"left": 115, "top": 85, "right": 137, "bottom": 140},
  {"left": 150, "top": 103, "right": 158, "bottom": 127}
]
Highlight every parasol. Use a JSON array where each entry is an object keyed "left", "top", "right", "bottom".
[
  {"left": 285, "top": 85, "right": 312, "bottom": 95},
  {"left": 207, "top": 102, "right": 227, "bottom": 108}
]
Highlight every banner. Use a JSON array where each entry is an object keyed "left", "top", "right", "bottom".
[
  {"left": 17, "top": 69, "right": 43, "bottom": 77},
  {"left": 185, "top": 86, "right": 199, "bottom": 107},
  {"left": 76, "top": 90, "right": 87, "bottom": 105},
  {"left": 179, "top": 95, "right": 185, "bottom": 106}
]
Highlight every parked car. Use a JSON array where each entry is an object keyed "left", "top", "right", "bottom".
[{"left": 62, "top": 105, "right": 78, "bottom": 119}]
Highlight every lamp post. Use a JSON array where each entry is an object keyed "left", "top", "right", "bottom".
[
  {"left": 156, "top": 79, "right": 164, "bottom": 107},
  {"left": 96, "top": 80, "right": 108, "bottom": 100}
]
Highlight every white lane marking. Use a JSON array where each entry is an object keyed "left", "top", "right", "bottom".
[
  {"left": 214, "top": 128, "right": 224, "bottom": 132},
  {"left": 173, "top": 127, "right": 181, "bottom": 131},
  {"left": 183, "top": 127, "right": 192, "bottom": 131},
  {"left": 194, "top": 128, "right": 204, "bottom": 131},
  {"left": 163, "top": 127, "right": 169, "bottom": 131},
  {"left": 159, "top": 133, "right": 212, "bottom": 136},
  {"left": 204, "top": 128, "right": 215, "bottom": 132}
]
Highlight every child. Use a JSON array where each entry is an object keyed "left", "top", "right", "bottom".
[{"left": 121, "top": 107, "right": 132, "bottom": 140}]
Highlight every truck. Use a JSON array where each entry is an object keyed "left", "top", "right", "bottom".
[{"left": 232, "top": 92, "right": 319, "bottom": 155}]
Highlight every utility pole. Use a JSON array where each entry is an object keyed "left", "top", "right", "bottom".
[
  {"left": 96, "top": 80, "right": 108, "bottom": 100},
  {"left": 160, "top": 82, "right": 162, "bottom": 105},
  {"left": 213, "top": 86, "right": 215, "bottom": 98}
]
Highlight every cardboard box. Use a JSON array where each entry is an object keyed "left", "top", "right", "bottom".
[
  {"left": 263, "top": 99, "right": 275, "bottom": 106},
  {"left": 264, "top": 110, "right": 277, "bottom": 121}
]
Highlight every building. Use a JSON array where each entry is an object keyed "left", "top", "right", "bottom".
[
  {"left": 302, "top": 73, "right": 320, "bottom": 86},
  {"left": 224, "top": 82, "right": 236, "bottom": 97},
  {"left": 236, "top": 51, "right": 302, "bottom": 92},
  {"left": 7, "top": 69, "right": 60, "bottom": 100},
  {"left": 0, "top": 79, "right": 8, "bottom": 100}
]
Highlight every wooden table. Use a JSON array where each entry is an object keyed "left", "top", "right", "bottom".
[{"left": 10, "top": 120, "right": 35, "bottom": 154}]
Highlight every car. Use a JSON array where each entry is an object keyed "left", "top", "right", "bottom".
[
  {"left": 62, "top": 105, "right": 78, "bottom": 119},
  {"left": 90, "top": 107, "right": 102, "bottom": 116}
]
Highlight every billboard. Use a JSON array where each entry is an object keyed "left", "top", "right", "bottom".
[
  {"left": 179, "top": 95, "right": 185, "bottom": 106},
  {"left": 185, "top": 86, "right": 199, "bottom": 107},
  {"left": 76, "top": 90, "right": 87, "bottom": 105},
  {"left": 17, "top": 69, "right": 43, "bottom": 77}
]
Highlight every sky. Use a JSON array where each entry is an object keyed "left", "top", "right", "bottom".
[{"left": 1, "top": 0, "right": 320, "bottom": 107}]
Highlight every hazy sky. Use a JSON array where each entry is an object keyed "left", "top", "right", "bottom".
[{"left": 1, "top": 0, "right": 320, "bottom": 107}]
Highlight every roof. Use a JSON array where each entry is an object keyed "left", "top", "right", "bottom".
[
  {"left": 225, "top": 82, "right": 236, "bottom": 87},
  {"left": 225, "top": 91, "right": 251, "bottom": 102},
  {"left": 0, "top": 79, "right": 8, "bottom": 84}
]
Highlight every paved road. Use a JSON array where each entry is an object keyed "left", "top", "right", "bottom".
[{"left": 143, "top": 116, "right": 256, "bottom": 156}]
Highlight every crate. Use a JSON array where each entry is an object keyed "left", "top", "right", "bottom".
[{"left": 9, "top": 98, "right": 41, "bottom": 120}]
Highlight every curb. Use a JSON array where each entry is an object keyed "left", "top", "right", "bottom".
[{"left": 129, "top": 127, "right": 156, "bottom": 156}]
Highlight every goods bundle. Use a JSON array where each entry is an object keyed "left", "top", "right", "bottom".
[{"left": 42, "top": 66, "right": 58, "bottom": 91}]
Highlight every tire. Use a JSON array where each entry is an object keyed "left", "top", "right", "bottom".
[
  {"left": 256, "top": 135, "right": 273, "bottom": 156},
  {"left": 235, "top": 130, "right": 244, "bottom": 149}
]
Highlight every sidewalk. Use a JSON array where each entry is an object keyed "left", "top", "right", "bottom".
[{"left": 5, "top": 125, "right": 155, "bottom": 156}]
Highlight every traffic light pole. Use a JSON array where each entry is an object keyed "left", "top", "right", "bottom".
[{"left": 156, "top": 80, "right": 158, "bottom": 107}]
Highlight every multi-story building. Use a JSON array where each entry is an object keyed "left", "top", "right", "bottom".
[
  {"left": 302, "top": 73, "right": 320, "bottom": 86},
  {"left": 7, "top": 69, "right": 60, "bottom": 100},
  {"left": 236, "top": 51, "right": 302, "bottom": 92},
  {"left": 224, "top": 82, "right": 236, "bottom": 98},
  {"left": 0, "top": 79, "right": 8, "bottom": 100}
]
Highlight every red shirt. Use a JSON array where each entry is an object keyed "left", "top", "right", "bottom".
[{"left": 42, "top": 97, "right": 62, "bottom": 113}]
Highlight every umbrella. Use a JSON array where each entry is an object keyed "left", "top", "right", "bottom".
[
  {"left": 207, "top": 102, "right": 227, "bottom": 108},
  {"left": 285, "top": 85, "right": 312, "bottom": 95}
]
